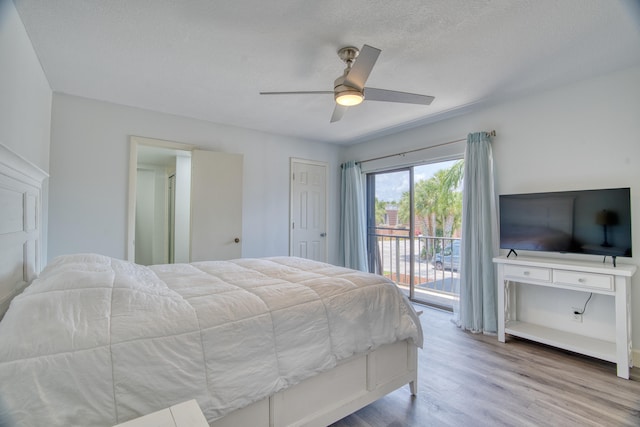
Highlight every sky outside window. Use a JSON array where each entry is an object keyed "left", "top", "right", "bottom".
[{"left": 374, "top": 159, "right": 461, "bottom": 202}]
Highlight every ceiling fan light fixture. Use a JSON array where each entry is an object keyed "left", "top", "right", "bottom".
[{"left": 335, "top": 90, "right": 364, "bottom": 106}]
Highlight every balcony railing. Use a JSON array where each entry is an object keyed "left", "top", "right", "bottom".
[{"left": 369, "top": 227, "right": 460, "bottom": 309}]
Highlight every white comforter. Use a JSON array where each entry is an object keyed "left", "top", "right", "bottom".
[{"left": 0, "top": 254, "right": 423, "bottom": 426}]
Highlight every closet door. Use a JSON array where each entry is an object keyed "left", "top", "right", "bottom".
[
  {"left": 290, "top": 159, "right": 327, "bottom": 262},
  {"left": 190, "top": 150, "right": 243, "bottom": 261}
]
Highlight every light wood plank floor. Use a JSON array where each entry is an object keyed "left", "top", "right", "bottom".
[{"left": 330, "top": 305, "right": 640, "bottom": 427}]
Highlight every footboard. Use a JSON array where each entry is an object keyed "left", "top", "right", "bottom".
[{"left": 211, "top": 339, "right": 418, "bottom": 427}]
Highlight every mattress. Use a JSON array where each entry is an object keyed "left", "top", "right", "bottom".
[{"left": 0, "top": 254, "right": 422, "bottom": 426}]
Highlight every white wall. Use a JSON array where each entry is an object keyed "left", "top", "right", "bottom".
[
  {"left": 0, "top": 0, "right": 51, "bottom": 170},
  {"left": 0, "top": 0, "right": 52, "bottom": 262},
  {"left": 343, "top": 65, "right": 640, "bottom": 352},
  {"left": 48, "top": 94, "right": 341, "bottom": 264}
]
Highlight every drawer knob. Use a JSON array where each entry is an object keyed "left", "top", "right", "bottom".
[
  {"left": 523, "top": 271, "right": 530, "bottom": 276},
  {"left": 578, "top": 278, "right": 585, "bottom": 283}
]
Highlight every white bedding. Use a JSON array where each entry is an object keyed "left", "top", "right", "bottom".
[{"left": 0, "top": 254, "right": 422, "bottom": 426}]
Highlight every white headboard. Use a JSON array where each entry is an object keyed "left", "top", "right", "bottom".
[{"left": 0, "top": 143, "right": 48, "bottom": 318}]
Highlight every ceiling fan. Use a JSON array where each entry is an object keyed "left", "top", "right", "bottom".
[{"left": 260, "top": 44, "right": 435, "bottom": 123}]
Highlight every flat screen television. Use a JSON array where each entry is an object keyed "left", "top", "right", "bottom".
[{"left": 499, "top": 187, "right": 632, "bottom": 260}]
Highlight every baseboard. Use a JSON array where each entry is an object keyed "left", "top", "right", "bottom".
[{"left": 632, "top": 349, "right": 640, "bottom": 368}]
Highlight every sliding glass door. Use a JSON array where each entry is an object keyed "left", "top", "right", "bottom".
[{"left": 366, "top": 160, "right": 463, "bottom": 310}]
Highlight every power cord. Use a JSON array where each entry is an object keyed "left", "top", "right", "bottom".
[{"left": 574, "top": 293, "right": 593, "bottom": 315}]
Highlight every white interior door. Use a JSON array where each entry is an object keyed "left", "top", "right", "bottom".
[
  {"left": 191, "top": 150, "right": 243, "bottom": 261},
  {"left": 290, "top": 159, "right": 327, "bottom": 262}
]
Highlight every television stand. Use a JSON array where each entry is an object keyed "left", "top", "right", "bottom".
[{"left": 493, "top": 255, "right": 636, "bottom": 379}]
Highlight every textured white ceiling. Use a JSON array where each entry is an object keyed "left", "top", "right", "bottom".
[{"left": 13, "top": 0, "right": 640, "bottom": 145}]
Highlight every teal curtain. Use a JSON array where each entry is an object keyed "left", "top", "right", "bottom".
[
  {"left": 454, "top": 132, "right": 498, "bottom": 333},
  {"left": 339, "top": 161, "right": 368, "bottom": 271}
]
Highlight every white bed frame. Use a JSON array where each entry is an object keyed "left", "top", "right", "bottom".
[
  {"left": 0, "top": 143, "right": 418, "bottom": 426},
  {"left": 211, "top": 339, "right": 417, "bottom": 427}
]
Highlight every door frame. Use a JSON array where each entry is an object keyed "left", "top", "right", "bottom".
[{"left": 289, "top": 158, "right": 328, "bottom": 262}]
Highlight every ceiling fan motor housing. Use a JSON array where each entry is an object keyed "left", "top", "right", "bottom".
[
  {"left": 334, "top": 46, "right": 364, "bottom": 104},
  {"left": 334, "top": 73, "right": 363, "bottom": 94},
  {"left": 334, "top": 74, "right": 364, "bottom": 105}
]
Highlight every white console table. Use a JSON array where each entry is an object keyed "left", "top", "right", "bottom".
[{"left": 494, "top": 255, "right": 636, "bottom": 379}]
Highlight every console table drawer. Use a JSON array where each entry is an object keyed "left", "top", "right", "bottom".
[
  {"left": 503, "top": 265, "right": 551, "bottom": 282},
  {"left": 553, "top": 270, "right": 613, "bottom": 291}
]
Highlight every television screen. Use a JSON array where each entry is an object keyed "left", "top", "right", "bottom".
[{"left": 499, "top": 187, "right": 632, "bottom": 258}]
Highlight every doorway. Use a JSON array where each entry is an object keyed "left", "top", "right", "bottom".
[
  {"left": 366, "top": 159, "right": 464, "bottom": 309},
  {"left": 127, "top": 137, "right": 244, "bottom": 265},
  {"left": 128, "top": 138, "right": 193, "bottom": 265}
]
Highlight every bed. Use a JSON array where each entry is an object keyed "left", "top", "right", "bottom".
[{"left": 0, "top": 143, "right": 423, "bottom": 427}]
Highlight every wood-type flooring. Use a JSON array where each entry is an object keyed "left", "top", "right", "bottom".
[{"left": 330, "top": 305, "right": 640, "bottom": 427}]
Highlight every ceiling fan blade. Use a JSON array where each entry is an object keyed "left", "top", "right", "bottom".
[
  {"left": 364, "top": 88, "right": 435, "bottom": 105},
  {"left": 344, "top": 45, "right": 381, "bottom": 90},
  {"left": 260, "top": 91, "right": 334, "bottom": 95},
  {"left": 330, "top": 105, "right": 347, "bottom": 123}
]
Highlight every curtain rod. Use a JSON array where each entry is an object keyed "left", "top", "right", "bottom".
[{"left": 356, "top": 130, "right": 496, "bottom": 165}]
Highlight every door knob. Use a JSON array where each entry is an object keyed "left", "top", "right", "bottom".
[
  {"left": 234, "top": 238, "right": 240, "bottom": 243},
  {"left": 320, "top": 233, "right": 326, "bottom": 237}
]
